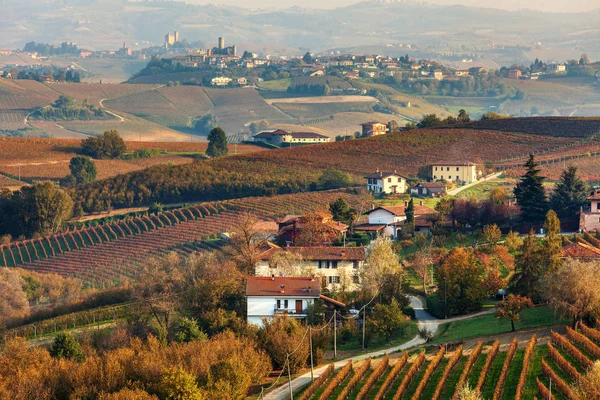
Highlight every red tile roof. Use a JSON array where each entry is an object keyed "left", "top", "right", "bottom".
[
  {"left": 364, "top": 171, "right": 408, "bottom": 179},
  {"left": 259, "top": 244, "right": 366, "bottom": 261},
  {"left": 588, "top": 190, "right": 600, "bottom": 200},
  {"left": 561, "top": 241, "right": 600, "bottom": 258},
  {"left": 365, "top": 205, "right": 436, "bottom": 217},
  {"left": 246, "top": 276, "right": 320, "bottom": 297}
]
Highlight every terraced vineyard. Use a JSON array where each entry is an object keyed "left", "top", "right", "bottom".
[
  {"left": 294, "top": 324, "right": 600, "bottom": 400},
  {"left": 0, "top": 189, "right": 361, "bottom": 284}
]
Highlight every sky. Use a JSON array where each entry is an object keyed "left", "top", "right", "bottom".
[{"left": 186, "top": 0, "right": 600, "bottom": 13}]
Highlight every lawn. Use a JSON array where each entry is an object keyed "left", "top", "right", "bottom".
[
  {"left": 334, "top": 321, "right": 418, "bottom": 356},
  {"left": 455, "top": 178, "right": 517, "bottom": 200},
  {"left": 257, "top": 78, "right": 292, "bottom": 91},
  {"left": 433, "top": 307, "right": 568, "bottom": 343}
]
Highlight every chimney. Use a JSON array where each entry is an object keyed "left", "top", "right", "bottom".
[
  {"left": 341, "top": 250, "right": 346, "bottom": 257},
  {"left": 271, "top": 274, "right": 275, "bottom": 281},
  {"left": 394, "top": 169, "right": 397, "bottom": 174},
  {"left": 376, "top": 167, "right": 379, "bottom": 173},
  {"left": 280, "top": 284, "right": 285, "bottom": 294}
]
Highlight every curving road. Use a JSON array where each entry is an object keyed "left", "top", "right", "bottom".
[{"left": 263, "top": 296, "right": 493, "bottom": 399}]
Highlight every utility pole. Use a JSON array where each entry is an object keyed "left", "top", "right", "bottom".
[
  {"left": 548, "top": 378, "right": 552, "bottom": 400},
  {"left": 362, "top": 305, "right": 367, "bottom": 350},
  {"left": 309, "top": 327, "right": 314, "bottom": 382},
  {"left": 334, "top": 311, "right": 337, "bottom": 359},
  {"left": 444, "top": 277, "right": 448, "bottom": 319},
  {"left": 287, "top": 358, "right": 293, "bottom": 400}
]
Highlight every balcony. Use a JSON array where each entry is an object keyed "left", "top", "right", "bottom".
[{"left": 274, "top": 307, "right": 307, "bottom": 315}]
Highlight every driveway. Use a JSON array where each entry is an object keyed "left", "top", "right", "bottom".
[
  {"left": 446, "top": 172, "right": 503, "bottom": 196},
  {"left": 262, "top": 297, "right": 492, "bottom": 399}
]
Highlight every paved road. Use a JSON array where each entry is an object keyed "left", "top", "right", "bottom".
[{"left": 263, "top": 297, "right": 493, "bottom": 399}]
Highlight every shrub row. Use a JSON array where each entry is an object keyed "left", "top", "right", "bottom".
[
  {"left": 583, "top": 232, "right": 600, "bottom": 248},
  {"left": 336, "top": 359, "right": 371, "bottom": 400},
  {"left": 356, "top": 355, "right": 389, "bottom": 400},
  {"left": 411, "top": 347, "right": 445, "bottom": 400},
  {"left": 373, "top": 352, "right": 408, "bottom": 400},
  {"left": 318, "top": 361, "right": 353, "bottom": 400},
  {"left": 298, "top": 363, "right": 334, "bottom": 400},
  {"left": 541, "top": 358, "right": 577, "bottom": 400},
  {"left": 432, "top": 344, "right": 463, "bottom": 400},
  {"left": 452, "top": 341, "right": 483, "bottom": 400},
  {"left": 392, "top": 352, "right": 426, "bottom": 400},
  {"left": 547, "top": 343, "right": 584, "bottom": 382},
  {"left": 536, "top": 377, "right": 555, "bottom": 400},
  {"left": 566, "top": 326, "right": 600, "bottom": 359},
  {"left": 577, "top": 321, "right": 600, "bottom": 345},
  {"left": 476, "top": 340, "right": 500, "bottom": 391},
  {"left": 515, "top": 335, "right": 537, "bottom": 400},
  {"left": 551, "top": 331, "right": 593, "bottom": 369},
  {"left": 492, "top": 337, "right": 519, "bottom": 400}
]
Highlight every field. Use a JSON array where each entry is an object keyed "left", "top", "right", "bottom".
[
  {"left": 0, "top": 189, "right": 363, "bottom": 284},
  {"left": 273, "top": 102, "right": 376, "bottom": 119},
  {"left": 242, "top": 127, "right": 575, "bottom": 176},
  {"left": 459, "top": 116, "right": 600, "bottom": 138},
  {"left": 292, "top": 323, "right": 600, "bottom": 400},
  {"left": 505, "top": 153, "right": 600, "bottom": 182},
  {"left": 0, "top": 138, "right": 263, "bottom": 187}
]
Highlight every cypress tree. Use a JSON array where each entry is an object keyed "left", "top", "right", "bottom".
[
  {"left": 550, "top": 165, "right": 588, "bottom": 218},
  {"left": 514, "top": 154, "right": 548, "bottom": 224},
  {"left": 406, "top": 198, "right": 415, "bottom": 223},
  {"left": 206, "top": 127, "right": 228, "bottom": 157}
]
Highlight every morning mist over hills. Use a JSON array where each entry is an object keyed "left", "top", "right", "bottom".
[{"left": 1, "top": 0, "right": 599, "bottom": 65}]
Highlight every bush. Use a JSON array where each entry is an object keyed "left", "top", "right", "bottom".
[
  {"left": 81, "top": 130, "right": 126, "bottom": 159},
  {"left": 50, "top": 332, "right": 84, "bottom": 361}
]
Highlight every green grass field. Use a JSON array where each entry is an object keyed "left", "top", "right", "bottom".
[
  {"left": 433, "top": 307, "right": 568, "bottom": 343},
  {"left": 257, "top": 78, "right": 292, "bottom": 91}
]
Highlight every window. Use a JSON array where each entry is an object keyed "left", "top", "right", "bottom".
[
  {"left": 277, "top": 299, "right": 281, "bottom": 309},
  {"left": 456, "top": 167, "right": 460, "bottom": 171},
  {"left": 318, "top": 261, "right": 323, "bottom": 269},
  {"left": 447, "top": 167, "right": 450, "bottom": 171},
  {"left": 434, "top": 175, "right": 437, "bottom": 179},
  {"left": 456, "top": 176, "right": 460, "bottom": 180},
  {"left": 328, "top": 276, "right": 340, "bottom": 284},
  {"left": 332, "top": 261, "right": 338, "bottom": 269},
  {"left": 435, "top": 167, "right": 438, "bottom": 171},
  {"left": 284, "top": 300, "right": 288, "bottom": 309},
  {"left": 388, "top": 178, "right": 392, "bottom": 183},
  {"left": 353, "top": 275, "right": 360, "bottom": 284},
  {"left": 353, "top": 261, "right": 359, "bottom": 269}
]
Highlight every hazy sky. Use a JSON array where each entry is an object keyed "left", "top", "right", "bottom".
[{"left": 187, "top": 0, "right": 600, "bottom": 13}]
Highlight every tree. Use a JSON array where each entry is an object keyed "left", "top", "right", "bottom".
[
  {"left": 159, "top": 367, "right": 205, "bottom": 400},
  {"left": 227, "top": 212, "right": 269, "bottom": 274},
  {"left": 194, "top": 113, "right": 219, "bottom": 136},
  {"left": 370, "top": 298, "right": 408, "bottom": 340},
  {"left": 257, "top": 316, "right": 310, "bottom": 373},
  {"left": 572, "top": 360, "right": 600, "bottom": 399},
  {"left": 435, "top": 248, "right": 487, "bottom": 315},
  {"left": 175, "top": 317, "right": 208, "bottom": 343},
  {"left": 505, "top": 230, "right": 523, "bottom": 251},
  {"left": 483, "top": 224, "right": 502, "bottom": 248},
  {"left": 579, "top": 53, "right": 590, "bottom": 66},
  {"left": 417, "top": 114, "right": 443, "bottom": 128},
  {"left": 495, "top": 294, "right": 533, "bottom": 331},
  {"left": 15, "top": 182, "right": 73, "bottom": 236},
  {"left": 50, "top": 332, "right": 84, "bottom": 361},
  {"left": 318, "top": 169, "right": 351, "bottom": 190},
  {"left": 206, "top": 127, "right": 228, "bottom": 157},
  {"left": 543, "top": 259, "right": 600, "bottom": 326},
  {"left": 539, "top": 210, "right": 562, "bottom": 274},
  {"left": 457, "top": 109, "right": 471, "bottom": 123},
  {"left": 456, "top": 384, "right": 483, "bottom": 400},
  {"left": 405, "top": 198, "right": 415, "bottom": 224},
  {"left": 513, "top": 154, "right": 548, "bottom": 224},
  {"left": 268, "top": 251, "right": 304, "bottom": 276},
  {"left": 362, "top": 237, "right": 402, "bottom": 295},
  {"left": 0, "top": 269, "right": 29, "bottom": 328},
  {"left": 550, "top": 166, "right": 588, "bottom": 218},
  {"left": 302, "top": 52, "right": 313, "bottom": 64},
  {"left": 81, "top": 130, "right": 126, "bottom": 159},
  {"left": 387, "top": 120, "right": 400, "bottom": 133},
  {"left": 513, "top": 230, "right": 543, "bottom": 298},
  {"left": 69, "top": 156, "right": 97, "bottom": 185},
  {"left": 329, "top": 197, "right": 355, "bottom": 225}
]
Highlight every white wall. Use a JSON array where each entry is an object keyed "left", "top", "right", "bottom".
[{"left": 247, "top": 296, "right": 315, "bottom": 327}]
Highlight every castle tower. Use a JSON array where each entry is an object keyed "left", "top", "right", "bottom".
[{"left": 218, "top": 37, "right": 225, "bottom": 49}]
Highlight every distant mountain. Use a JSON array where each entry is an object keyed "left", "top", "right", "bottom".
[{"left": 0, "top": 0, "right": 598, "bottom": 64}]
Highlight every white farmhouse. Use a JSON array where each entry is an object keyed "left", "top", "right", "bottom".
[
  {"left": 365, "top": 170, "right": 408, "bottom": 194},
  {"left": 255, "top": 245, "right": 366, "bottom": 291},
  {"left": 355, "top": 204, "right": 437, "bottom": 238},
  {"left": 246, "top": 276, "right": 320, "bottom": 327}
]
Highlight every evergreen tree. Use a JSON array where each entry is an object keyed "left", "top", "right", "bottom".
[
  {"left": 540, "top": 210, "right": 562, "bottom": 274},
  {"left": 50, "top": 332, "right": 84, "bottom": 361},
  {"left": 405, "top": 198, "right": 415, "bottom": 223},
  {"left": 550, "top": 166, "right": 588, "bottom": 218},
  {"left": 513, "top": 230, "right": 543, "bottom": 299},
  {"left": 513, "top": 154, "right": 548, "bottom": 224},
  {"left": 206, "top": 127, "right": 228, "bottom": 157},
  {"left": 329, "top": 197, "right": 354, "bottom": 225}
]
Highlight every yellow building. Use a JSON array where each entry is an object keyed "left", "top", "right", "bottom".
[
  {"left": 361, "top": 122, "right": 388, "bottom": 137},
  {"left": 432, "top": 162, "right": 478, "bottom": 183}
]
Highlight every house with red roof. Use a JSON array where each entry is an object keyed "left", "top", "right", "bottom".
[
  {"left": 365, "top": 169, "right": 408, "bottom": 194},
  {"left": 354, "top": 203, "right": 438, "bottom": 238},
  {"left": 252, "top": 129, "right": 330, "bottom": 146},
  {"left": 255, "top": 244, "right": 366, "bottom": 290}
]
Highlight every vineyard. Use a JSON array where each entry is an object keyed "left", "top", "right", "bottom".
[
  {"left": 243, "top": 128, "right": 575, "bottom": 176},
  {"left": 291, "top": 323, "right": 600, "bottom": 400},
  {"left": 456, "top": 117, "right": 600, "bottom": 138},
  {"left": 0, "top": 189, "right": 362, "bottom": 284}
]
